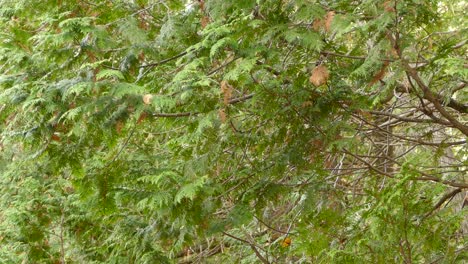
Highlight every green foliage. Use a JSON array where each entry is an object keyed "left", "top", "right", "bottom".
[{"left": 0, "top": 0, "right": 466, "bottom": 263}]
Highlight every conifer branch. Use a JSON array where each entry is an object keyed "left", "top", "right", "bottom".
[
  {"left": 151, "top": 94, "right": 254, "bottom": 118},
  {"left": 222, "top": 232, "right": 270, "bottom": 264},
  {"left": 424, "top": 188, "right": 462, "bottom": 218},
  {"left": 139, "top": 51, "right": 188, "bottom": 68}
]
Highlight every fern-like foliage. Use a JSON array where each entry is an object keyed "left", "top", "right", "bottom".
[{"left": 0, "top": 0, "right": 467, "bottom": 263}]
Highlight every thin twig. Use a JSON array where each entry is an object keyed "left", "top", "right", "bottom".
[
  {"left": 222, "top": 232, "right": 270, "bottom": 264},
  {"left": 139, "top": 51, "right": 188, "bottom": 68}
]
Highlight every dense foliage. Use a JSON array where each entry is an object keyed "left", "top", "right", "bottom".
[{"left": 0, "top": 0, "right": 466, "bottom": 263}]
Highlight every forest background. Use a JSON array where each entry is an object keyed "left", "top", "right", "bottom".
[{"left": 0, "top": 0, "right": 467, "bottom": 263}]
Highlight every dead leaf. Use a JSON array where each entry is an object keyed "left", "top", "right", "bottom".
[
  {"left": 324, "top": 158, "right": 333, "bottom": 169},
  {"left": 369, "top": 61, "right": 389, "bottom": 86},
  {"left": 218, "top": 108, "right": 227, "bottom": 123},
  {"left": 309, "top": 65, "right": 329, "bottom": 87},
  {"left": 311, "top": 138, "right": 324, "bottom": 149},
  {"left": 138, "top": 52, "right": 145, "bottom": 62},
  {"left": 383, "top": 1, "right": 395, "bottom": 12},
  {"left": 220, "top": 80, "right": 232, "bottom": 105},
  {"left": 116, "top": 121, "right": 124, "bottom": 134},
  {"left": 302, "top": 101, "right": 313, "bottom": 108},
  {"left": 137, "top": 112, "right": 147, "bottom": 124},
  {"left": 51, "top": 133, "right": 61, "bottom": 142},
  {"left": 201, "top": 16, "right": 210, "bottom": 28},
  {"left": 281, "top": 237, "right": 292, "bottom": 247},
  {"left": 312, "top": 19, "right": 323, "bottom": 31},
  {"left": 356, "top": 109, "right": 372, "bottom": 119},
  {"left": 325, "top": 11, "right": 335, "bottom": 32},
  {"left": 86, "top": 50, "right": 96, "bottom": 62},
  {"left": 199, "top": 0, "right": 205, "bottom": 11}
]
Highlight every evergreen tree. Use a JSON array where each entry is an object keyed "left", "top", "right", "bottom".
[{"left": 0, "top": 0, "right": 466, "bottom": 263}]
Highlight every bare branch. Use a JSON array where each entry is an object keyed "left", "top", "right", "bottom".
[{"left": 387, "top": 33, "right": 468, "bottom": 136}]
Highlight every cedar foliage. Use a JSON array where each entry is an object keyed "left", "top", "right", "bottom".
[{"left": 0, "top": 0, "right": 467, "bottom": 263}]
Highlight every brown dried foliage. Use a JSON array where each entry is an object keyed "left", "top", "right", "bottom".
[
  {"left": 383, "top": 1, "right": 396, "bottom": 12},
  {"left": 138, "top": 52, "right": 145, "bottom": 62},
  {"left": 115, "top": 121, "right": 124, "bottom": 134},
  {"left": 308, "top": 139, "right": 324, "bottom": 163},
  {"left": 218, "top": 108, "right": 227, "bottom": 123},
  {"left": 220, "top": 80, "right": 232, "bottom": 105},
  {"left": 86, "top": 50, "right": 96, "bottom": 62},
  {"left": 312, "top": 11, "right": 335, "bottom": 32},
  {"left": 51, "top": 133, "right": 61, "bottom": 142},
  {"left": 312, "top": 19, "right": 323, "bottom": 31},
  {"left": 324, "top": 11, "right": 335, "bottom": 32},
  {"left": 309, "top": 65, "right": 329, "bottom": 87},
  {"left": 302, "top": 101, "right": 313, "bottom": 108},
  {"left": 201, "top": 16, "right": 210, "bottom": 29},
  {"left": 198, "top": 0, "right": 205, "bottom": 11},
  {"left": 369, "top": 61, "right": 389, "bottom": 86},
  {"left": 137, "top": 112, "right": 147, "bottom": 124}
]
